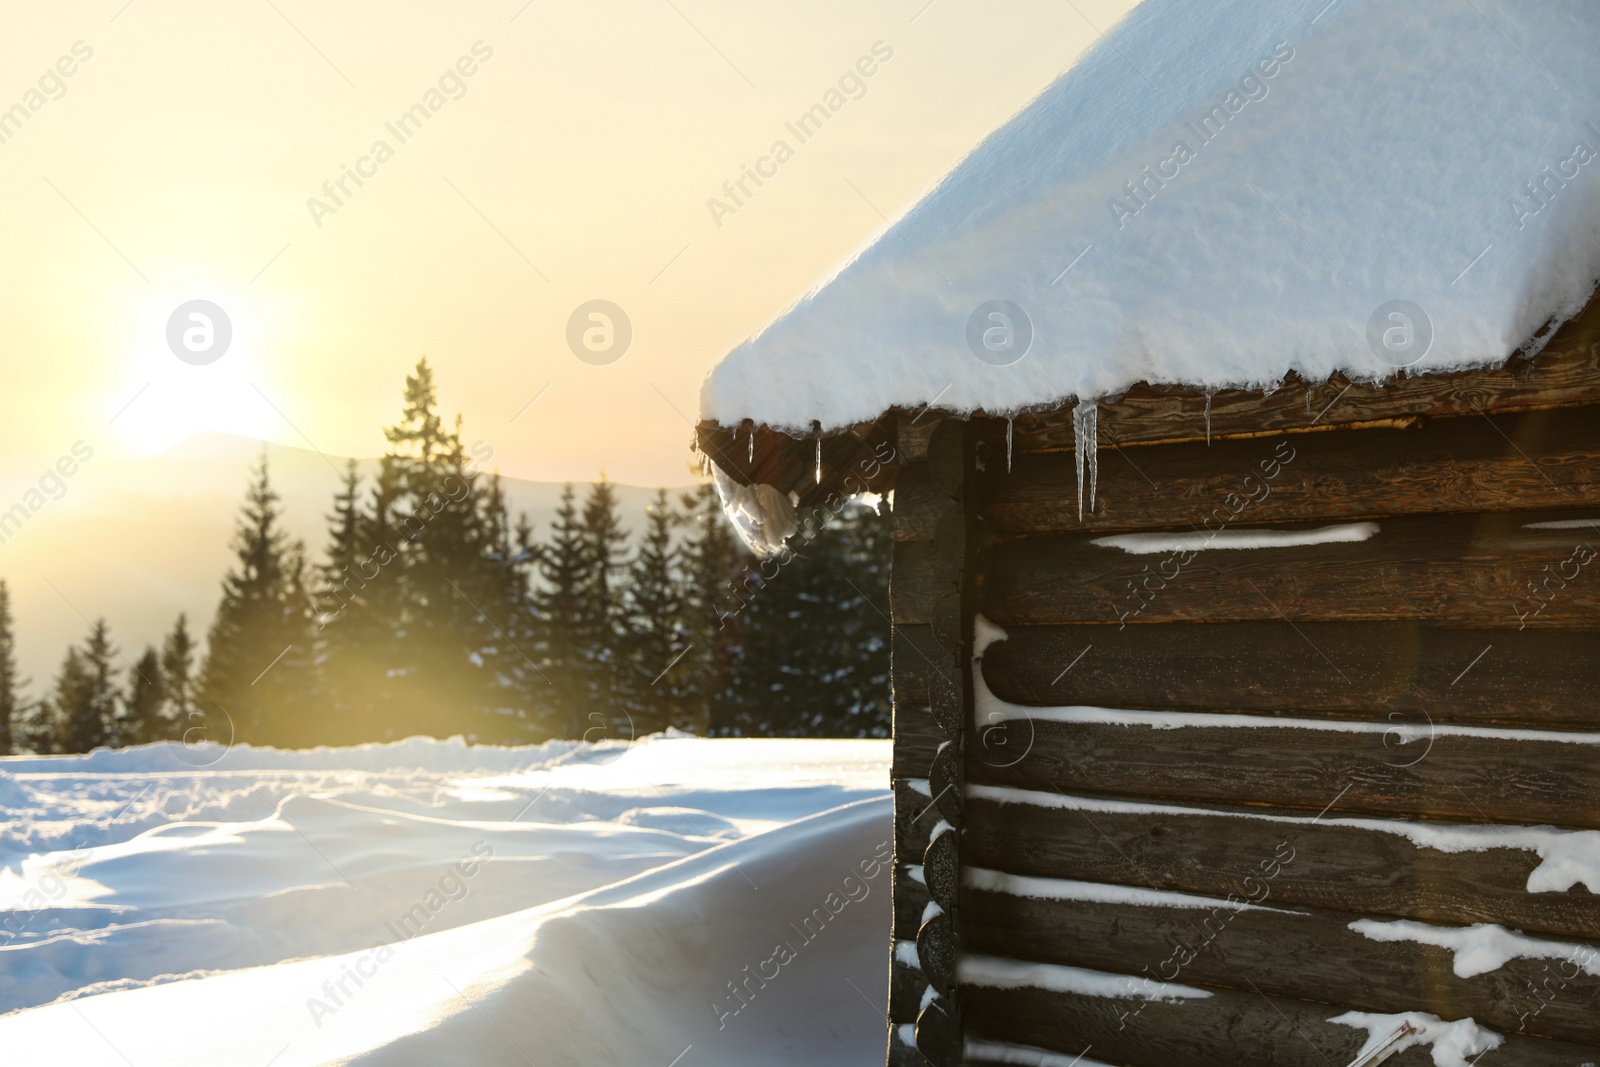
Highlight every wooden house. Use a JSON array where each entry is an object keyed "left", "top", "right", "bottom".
[
  {"left": 699, "top": 294, "right": 1600, "bottom": 1066},
  {"left": 693, "top": 3, "right": 1600, "bottom": 1064}
]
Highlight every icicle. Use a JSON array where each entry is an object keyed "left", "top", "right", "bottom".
[
  {"left": 1073, "top": 401, "right": 1098, "bottom": 520},
  {"left": 1204, "top": 389, "right": 1212, "bottom": 446},
  {"left": 815, "top": 436, "right": 822, "bottom": 484},
  {"left": 1006, "top": 417, "right": 1014, "bottom": 473},
  {"left": 748, "top": 430, "right": 754, "bottom": 464}
]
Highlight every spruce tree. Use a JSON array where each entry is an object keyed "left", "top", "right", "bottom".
[
  {"left": 621, "top": 489, "right": 689, "bottom": 733},
  {"left": 580, "top": 478, "right": 629, "bottom": 736},
  {"left": 722, "top": 499, "right": 891, "bottom": 737},
  {"left": 474, "top": 472, "right": 542, "bottom": 740},
  {"left": 161, "top": 614, "right": 198, "bottom": 744},
  {"left": 316, "top": 462, "right": 390, "bottom": 741},
  {"left": 378, "top": 363, "right": 503, "bottom": 739},
  {"left": 123, "top": 647, "right": 167, "bottom": 745},
  {"left": 533, "top": 484, "right": 592, "bottom": 736},
  {"left": 677, "top": 483, "right": 751, "bottom": 734},
  {"left": 198, "top": 456, "right": 317, "bottom": 746},
  {"left": 56, "top": 620, "right": 119, "bottom": 753},
  {"left": 0, "top": 580, "right": 18, "bottom": 755}
]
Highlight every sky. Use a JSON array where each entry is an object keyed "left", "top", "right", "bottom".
[
  {"left": 0, "top": 0, "right": 1133, "bottom": 691},
  {"left": 0, "top": 0, "right": 1132, "bottom": 489}
]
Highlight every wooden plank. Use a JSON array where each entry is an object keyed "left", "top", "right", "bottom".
[
  {"left": 1006, "top": 288, "right": 1600, "bottom": 454},
  {"left": 983, "top": 405, "right": 1600, "bottom": 534},
  {"left": 962, "top": 882, "right": 1600, "bottom": 1046},
  {"left": 981, "top": 507, "right": 1600, "bottom": 628},
  {"left": 962, "top": 790, "right": 1600, "bottom": 943},
  {"left": 964, "top": 715, "right": 1600, "bottom": 830},
  {"left": 963, "top": 979, "right": 1600, "bottom": 1067},
  {"left": 980, "top": 622, "right": 1600, "bottom": 729}
]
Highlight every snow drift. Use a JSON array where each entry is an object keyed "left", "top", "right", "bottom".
[{"left": 0, "top": 735, "right": 892, "bottom": 1066}]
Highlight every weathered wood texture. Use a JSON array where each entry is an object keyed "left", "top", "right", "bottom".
[
  {"left": 965, "top": 716, "right": 1600, "bottom": 829},
  {"left": 894, "top": 779, "right": 936, "bottom": 868},
  {"left": 962, "top": 980, "right": 1600, "bottom": 1067},
  {"left": 963, "top": 790, "right": 1600, "bottom": 943},
  {"left": 981, "top": 622, "right": 1600, "bottom": 729},
  {"left": 889, "top": 416, "right": 973, "bottom": 1067},
  {"left": 961, "top": 883, "right": 1600, "bottom": 1046},
  {"left": 895, "top": 873, "right": 931, "bottom": 942},
  {"left": 696, "top": 411, "right": 898, "bottom": 504},
  {"left": 983, "top": 405, "right": 1600, "bottom": 534},
  {"left": 1006, "top": 288, "right": 1600, "bottom": 454},
  {"left": 981, "top": 506, "right": 1600, "bottom": 628}
]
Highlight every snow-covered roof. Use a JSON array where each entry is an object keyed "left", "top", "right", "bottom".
[{"left": 700, "top": 0, "right": 1600, "bottom": 435}]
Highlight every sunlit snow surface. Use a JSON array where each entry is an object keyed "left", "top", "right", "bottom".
[
  {"left": 0, "top": 735, "right": 892, "bottom": 1066},
  {"left": 701, "top": 0, "right": 1600, "bottom": 432}
]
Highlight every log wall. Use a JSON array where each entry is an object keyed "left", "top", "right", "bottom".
[{"left": 948, "top": 371, "right": 1600, "bottom": 1064}]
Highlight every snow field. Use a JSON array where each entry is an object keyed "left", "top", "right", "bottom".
[{"left": 0, "top": 735, "right": 893, "bottom": 1066}]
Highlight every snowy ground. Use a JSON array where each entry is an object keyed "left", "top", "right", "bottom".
[{"left": 0, "top": 734, "right": 893, "bottom": 1066}]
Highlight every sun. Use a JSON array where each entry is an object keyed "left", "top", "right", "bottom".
[{"left": 112, "top": 285, "right": 282, "bottom": 456}]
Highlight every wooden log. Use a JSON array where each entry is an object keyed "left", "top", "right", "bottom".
[
  {"left": 695, "top": 411, "right": 898, "bottom": 505},
  {"left": 887, "top": 1022, "right": 922, "bottom": 1067},
  {"left": 961, "top": 881, "right": 1600, "bottom": 1046},
  {"left": 981, "top": 507, "right": 1600, "bottom": 628},
  {"left": 1006, "top": 288, "right": 1600, "bottom": 454},
  {"left": 895, "top": 872, "right": 931, "bottom": 941},
  {"left": 963, "top": 977, "right": 1600, "bottom": 1067},
  {"left": 890, "top": 952, "right": 923, "bottom": 1022},
  {"left": 983, "top": 405, "right": 1600, "bottom": 534},
  {"left": 892, "top": 628, "right": 950, "bottom": 778},
  {"left": 980, "top": 622, "right": 1600, "bottom": 730},
  {"left": 964, "top": 715, "right": 1600, "bottom": 830},
  {"left": 893, "top": 779, "right": 937, "bottom": 864},
  {"left": 962, "top": 790, "right": 1600, "bottom": 944}
]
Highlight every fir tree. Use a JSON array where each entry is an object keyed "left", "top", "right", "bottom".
[
  {"left": 533, "top": 484, "right": 592, "bottom": 736},
  {"left": 198, "top": 456, "right": 317, "bottom": 746},
  {"left": 677, "top": 483, "right": 751, "bottom": 734},
  {"left": 377, "top": 362, "right": 504, "bottom": 739},
  {"left": 0, "top": 580, "right": 18, "bottom": 755},
  {"left": 56, "top": 620, "right": 119, "bottom": 753},
  {"left": 315, "top": 462, "right": 391, "bottom": 741},
  {"left": 720, "top": 499, "right": 891, "bottom": 737},
  {"left": 580, "top": 478, "right": 629, "bottom": 735},
  {"left": 621, "top": 489, "right": 689, "bottom": 733},
  {"left": 122, "top": 647, "right": 167, "bottom": 745},
  {"left": 473, "top": 472, "right": 544, "bottom": 740},
  {"left": 162, "top": 615, "right": 198, "bottom": 746}
]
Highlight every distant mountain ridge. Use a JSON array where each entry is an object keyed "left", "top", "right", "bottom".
[{"left": 2, "top": 432, "right": 699, "bottom": 708}]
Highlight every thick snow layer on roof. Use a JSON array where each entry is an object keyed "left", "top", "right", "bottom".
[{"left": 700, "top": 0, "right": 1600, "bottom": 433}]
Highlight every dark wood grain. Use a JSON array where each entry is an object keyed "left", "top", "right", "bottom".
[
  {"left": 981, "top": 507, "right": 1600, "bottom": 628},
  {"left": 980, "top": 622, "right": 1600, "bottom": 729},
  {"left": 895, "top": 877, "right": 930, "bottom": 942},
  {"left": 983, "top": 405, "right": 1600, "bottom": 535},
  {"left": 962, "top": 882, "right": 1600, "bottom": 1046},
  {"left": 963, "top": 789, "right": 1600, "bottom": 942},
  {"left": 965, "top": 715, "right": 1600, "bottom": 830},
  {"left": 963, "top": 979, "right": 1600, "bottom": 1067},
  {"left": 1006, "top": 288, "right": 1600, "bottom": 454}
]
